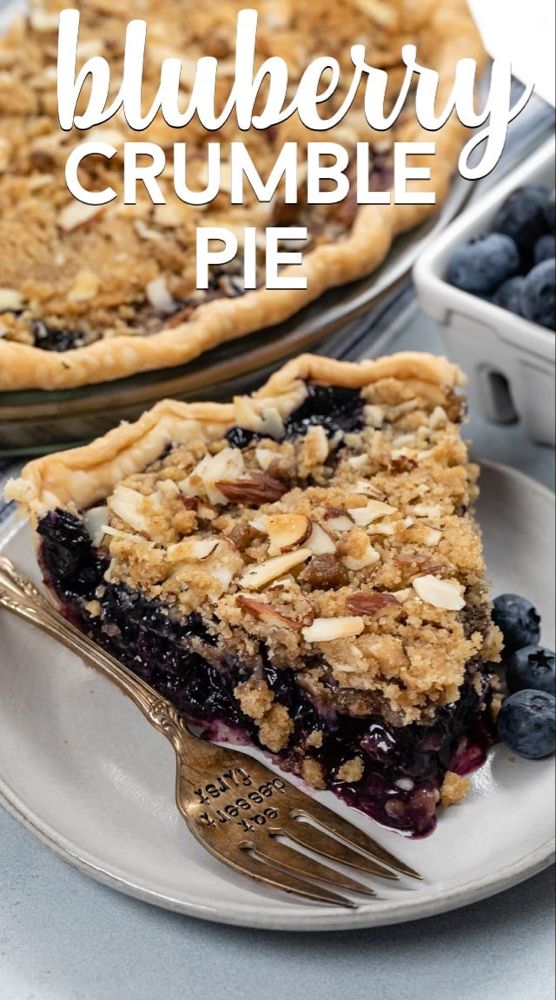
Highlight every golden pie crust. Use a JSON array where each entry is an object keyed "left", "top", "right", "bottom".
[
  {"left": 0, "top": 0, "right": 485, "bottom": 391},
  {"left": 7, "top": 351, "right": 464, "bottom": 513}
]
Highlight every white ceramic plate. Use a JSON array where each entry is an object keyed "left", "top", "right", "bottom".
[{"left": 0, "top": 460, "right": 554, "bottom": 931}]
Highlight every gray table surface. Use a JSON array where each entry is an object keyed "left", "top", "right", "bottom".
[{"left": 0, "top": 314, "right": 554, "bottom": 1000}]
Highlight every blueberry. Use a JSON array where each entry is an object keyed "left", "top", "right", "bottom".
[
  {"left": 492, "top": 185, "right": 550, "bottom": 253},
  {"left": 447, "top": 234, "right": 520, "bottom": 296},
  {"left": 544, "top": 190, "right": 556, "bottom": 233},
  {"left": 497, "top": 690, "right": 555, "bottom": 759},
  {"left": 492, "top": 594, "right": 541, "bottom": 654},
  {"left": 534, "top": 234, "right": 556, "bottom": 265},
  {"left": 507, "top": 646, "right": 556, "bottom": 697},
  {"left": 284, "top": 384, "right": 365, "bottom": 439},
  {"left": 226, "top": 426, "right": 260, "bottom": 449},
  {"left": 521, "top": 258, "right": 556, "bottom": 330},
  {"left": 492, "top": 276, "right": 525, "bottom": 316},
  {"left": 32, "top": 320, "right": 86, "bottom": 352}
]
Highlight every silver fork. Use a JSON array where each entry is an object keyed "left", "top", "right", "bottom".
[{"left": 0, "top": 556, "right": 422, "bottom": 908}]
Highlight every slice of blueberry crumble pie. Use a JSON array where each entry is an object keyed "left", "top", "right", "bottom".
[{"left": 7, "top": 353, "right": 502, "bottom": 837}]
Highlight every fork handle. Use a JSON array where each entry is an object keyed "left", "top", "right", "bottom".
[{"left": 0, "top": 570, "right": 198, "bottom": 756}]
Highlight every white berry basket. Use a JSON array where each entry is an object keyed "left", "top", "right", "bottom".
[{"left": 414, "top": 140, "right": 556, "bottom": 446}]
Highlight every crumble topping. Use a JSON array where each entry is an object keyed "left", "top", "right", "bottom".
[
  {"left": 0, "top": 0, "right": 433, "bottom": 350},
  {"left": 75, "top": 374, "right": 502, "bottom": 749},
  {"left": 440, "top": 771, "right": 471, "bottom": 807},
  {"left": 336, "top": 758, "right": 366, "bottom": 783}
]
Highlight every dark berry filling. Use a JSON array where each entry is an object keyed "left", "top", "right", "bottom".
[
  {"left": 32, "top": 321, "right": 86, "bottom": 352},
  {"left": 37, "top": 507, "right": 494, "bottom": 838},
  {"left": 226, "top": 384, "right": 365, "bottom": 449}
]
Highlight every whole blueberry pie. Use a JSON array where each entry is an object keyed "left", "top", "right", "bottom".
[
  {"left": 7, "top": 353, "right": 503, "bottom": 837},
  {"left": 0, "top": 0, "right": 485, "bottom": 390}
]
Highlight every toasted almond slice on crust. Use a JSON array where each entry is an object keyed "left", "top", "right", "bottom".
[
  {"left": 346, "top": 592, "right": 401, "bottom": 615},
  {"left": 167, "top": 537, "right": 220, "bottom": 562},
  {"left": 263, "top": 514, "right": 312, "bottom": 555},
  {"left": 255, "top": 447, "right": 278, "bottom": 472},
  {"left": 343, "top": 539, "right": 381, "bottom": 571},
  {"left": 352, "top": 480, "right": 385, "bottom": 499},
  {"left": 236, "top": 595, "right": 305, "bottom": 631},
  {"left": 302, "top": 616, "right": 365, "bottom": 643},
  {"left": 239, "top": 549, "right": 312, "bottom": 589},
  {"left": 83, "top": 506, "right": 110, "bottom": 548},
  {"left": 0, "top": 288, "right": 24, "bottom": 312},
  {"left": 423, "top": 528, "right": 442, "bottom": 547},
  {"left": 412, "top": 575, "right": 465, "bottom": 611},
  {"left": 108, "top": 486, "right": 149, "bottom": 534},
  {"left": 306, "top": 523, "right": 336, "bottom": 555},
  {"left": 58, "top": 201, "right": 105, "bottom": 233},
  {"left": 412, "top": 503, "right": 442, "bottom": 519},
  {"left": 180, "top": 448, "right": 245, "bottom": 505},
  {"left": 348, "top": 500, "right": 397, "bottom": 526},
  {"left": 326, "top": 515, "right": 354, "bottom": 532}
]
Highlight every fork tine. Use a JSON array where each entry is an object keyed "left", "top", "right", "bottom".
[
  {"left": 281, "top": 820, "right": 399, "bottom": 881},
  {"left": 291, "top": 804, "right": 423, "bottom": 880},
  {"left": 225, "top": 848, "right": 359, "bottom": 909},
  {"left": 254, "top": 837, "right": 376, "bottom": 897}
]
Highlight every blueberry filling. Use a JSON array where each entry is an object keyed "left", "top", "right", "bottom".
[
  {"left": 37, "top": 507, "right": 495, "bottom": 838},
  {"left": 226, "top": 384, "right": 365, "bottom": 449},
  {"left": 32, "top": 321, "right": 86, "bottom": 352}
]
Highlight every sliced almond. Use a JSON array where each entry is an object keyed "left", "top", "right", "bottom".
[
  {"left": 167, "top": 537, "right": 219, "bottom": 562},
  {"left": 240, "top": 549, "right": 311, "bottom": 590},
  {"left": 348, "top": 500, "right": 396, "bottom": 526},
  {"left": 108, "top": 486, "right": 148, "bottom": 534},
  {"left": 364, "top": 404, "right": 385, "bottom": 428},
  {"left": 412, "top": 575, "right": 465, "bottom": 611},
  {"left": 263, "top": 513, "right": 312, "bottom": 555},
  {"left": 236, "top": 595, "right": 305, "bottom": 631},
  {"left": 343, "top": 539, "right": 381, "bottom": 571},
  {"left": 0, "top": 288, "right": 23, "bottom": 313},
  {"left": 302, "top": 616, "right": 365, "bottom": 643},
  {"left": 412, "top": 504, "right": 442, "bottom": 519},
  {"left": 30, "top": 10, "right": 60, "bottom": 30},
  {"left": 367, "top": 522, "right": 395, "bottom": 536},
  {"left": 326, "top": 515, "right": 354, "bottom": 533},
  {"left": 190, "top": 538, "right": 220, "bottom": 561},
  {"left": 346, "top": 592, "right": 400, "bottom": 615},
  {"left": 306, "top": 522, "right": 336, "bottom": 555},
  {"left": 158, "top": 480, "right": 180, "bottom": 497},
  {"left": 102, "top": 526, "right": 149, "bottom": 547},
  {"left": 347, "top": 454, "right": 368, "bottom": 470},
  {"left": 58, "top": 201, "right": 105, "bottom": 233},
  {"left": 260, "top": 407, "right": 286, "bottom": 441},
  {"left": 68, "top": 270, "right": 99, "bottom": 303},
  {"left": 301, "top": 425, "right": 329, "bottom": 466},
  {"left": 180, "top": 448, "right": 245, "bottom": 505},
  {"left": 423, "top": 528, "right": 442, "bottom": 547},
  {"left": 211, "top": 564, "right": 237, "bottom": 592},
  {"left": 430, "top": 406, "right": 448, "bottom": 429},
  {"left": 352, "top": 480, "right": 385, "bottom": 499},
  {"left": 217, "top": 474, "right": 287, "bottom": 505},
  {"left": 146, "top": 276, "right": 176, "bottom": 315},
  {"left": 393, "top": 433, "right": 417, "bottom": 448},
  {"left": 255, "top": 447, "right": 278, "bottom": 472},
  {"left": 392, "top": 588, "right": 413, "bottom": 602},
  {"left": 83, "top": 506, "right": 109, "bottom": 548}
]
